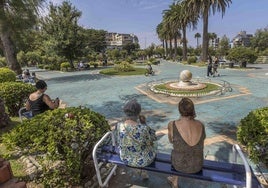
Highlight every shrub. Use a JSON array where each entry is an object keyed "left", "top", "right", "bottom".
[
  {"left": 187, "top": 56, "right": 197, "bottom": 64},
  {"left": 2, "top": 107, "right": 110, "bottom": 186},
  {"left": 0, "top": 56, "right": 7, "bottom": 67},
  {"left": 125, "top": 57, "right": 133, "bottom": 63},
  {"left": 60, "top": 62, "right": 71, "bottom": 71},
  {"left": 227, "top": 47, "right": 258, "bottom": 67},
  {"left": 0, "top": 82, "right": 35, "bottom": 116},
  {"left": 114, "top": 60, "right": 121, "bottom": 65},
  {"left": 44, "top": 65, "right": 51, "bottom": 70},
  {"left": 237, "top": 107, "right": 268, "bottom": 167},
  {"left": 90, "top": 61, "right": 99, "bottom": 68},
  {"left": 114, "top": 61, "right": 135, "bottom": 72},
  {"left": 148, "top": 58, "right": 156, "bottom": 62},
  {"left": 0, "top": 68, "right": 16, "bottom": 83},
  {"left": 37, "top": 64, "right": 44, "bottom": 69}
]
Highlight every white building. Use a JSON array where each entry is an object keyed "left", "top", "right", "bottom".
[{"left": 105, "top": 32, "right": 139, "bottom": 49}]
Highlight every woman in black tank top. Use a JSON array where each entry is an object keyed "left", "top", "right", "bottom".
[{"left": 26, "top": 80, "right": 60, "bottom": 116}]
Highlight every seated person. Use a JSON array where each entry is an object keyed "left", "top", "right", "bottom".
[
  {"left": 26, "top": 80, "right": 60, "bottom": 117},
  {"left": 167, "top": 98, "right": 206, "bottom": 188},
  {"left": 78, "top": 61, "right": 84, "bottom": 70},
  {"left": 22, "top": 69, "right": 31, "bottom": 83},
  {"left": 116, "top": 99, "right": 157, "bottom": 168}
]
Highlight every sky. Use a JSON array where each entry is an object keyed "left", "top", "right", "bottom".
[{"left": 51, "top": 0, "right": 268, "bottom": 49}]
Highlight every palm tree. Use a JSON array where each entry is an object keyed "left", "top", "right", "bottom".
[
  {"left": 163, "top": 3, "right": 183, "bottom": 60},
  {"left": 162, "top": 9, "right": 175, "bottom": 59},
  {"left": 207, "top": 32, "right": 213, "bottom": 47},
  {"left": 161, "top": 2, "right": 198, "bottom": 61},
  {"left": 156, "top": 22, "right": 167, "bottom": 57},
  {"left": 172, "top": 1, "right": 198, "bottom": 61},
  {"left": 194, "top": 32, "right": 201, "bottom": 48},
  {"left": 211, "top": 32, "right": 217, "bottom": 49},
  {"left": 156, "top": 21, "right": 170, "bottom": 58},
  {"left": 0, "top": 0, "right": 44, "bottom": 74},
  {"left": 185, "top": 0, "right": 232, "bottom": 61}
]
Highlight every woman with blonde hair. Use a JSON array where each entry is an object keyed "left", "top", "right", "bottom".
[{"left": 167, "top": 97, "right": 206, "bottom": 188}]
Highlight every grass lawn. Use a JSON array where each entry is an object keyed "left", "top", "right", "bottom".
[{"left": 100, "top": 67, "right": 147, "bottom": 76}]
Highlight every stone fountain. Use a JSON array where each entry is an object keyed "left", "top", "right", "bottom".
[{"left": 169, "top": 70, "right": 206, "bottom": 91}]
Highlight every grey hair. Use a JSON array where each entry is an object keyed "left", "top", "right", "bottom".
[{"left": 123, "top": 99, "right": 141, "bottom": 119}]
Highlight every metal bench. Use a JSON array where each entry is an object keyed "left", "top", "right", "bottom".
[
  {"left": 92, "top": 131, "right": 262, "bottom": 188},
  {"left": 18, "top": 107, "right": 33, "bottom": 122}
]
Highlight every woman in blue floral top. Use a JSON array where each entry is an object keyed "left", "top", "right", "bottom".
[{"left": 117, "top": 99, "right": 157, "bottom": 168}]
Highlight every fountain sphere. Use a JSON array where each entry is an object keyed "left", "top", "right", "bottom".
[
  {"left": 180, "top": 70, "right": 192, "bottom": 82},
  {"left": 169, "top": 70, "right": 206, "bottom": 90}
]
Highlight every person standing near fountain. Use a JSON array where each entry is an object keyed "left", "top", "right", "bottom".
[
  {"left": 207, "top": 55, "right": 213, "bottom": 77},
  {"left": 167, "top": 98, "right": 206, "bottom": 188},
  {"left": 213, "top": 57, "right": 220, "bottom": 77}
]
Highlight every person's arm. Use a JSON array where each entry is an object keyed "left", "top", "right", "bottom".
[
  {"left": 167, "top": 121, "right": 173, "bottom": 143},
  {"left": 43, "top": 94, "right": 59, "bottom": 109}
]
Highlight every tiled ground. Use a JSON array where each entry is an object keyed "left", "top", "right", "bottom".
[{"left": 31, "top": 61, "right": 268, "bottom": 187}]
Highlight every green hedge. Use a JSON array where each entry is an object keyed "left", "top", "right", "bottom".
[
  {"left": 2, "top": 107, "right": 110, "bottom": 186},
  {"left": 187, "top": 56, "right": 197, "bottom": 64},
  {"left": 0, "top": 57, "right": 7, "bottom": 67},
  {"left": 237, "top": 107, "right": 268, "bottom": 167},
  {"left": 60, "top": 62, "right": 71, "bottom": 71},
  {"left": 0, "top": 68, "right": 16, "bottom": 83},
  {"left": 0, "top": 82, "right": 35, "bottom": 116},
  {"left": 114, "top": 61, "right": 135, "bottom": 72}
]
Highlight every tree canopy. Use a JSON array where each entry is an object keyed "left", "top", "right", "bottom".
[
  {"left": 0, "top": 0, "right": 45, "bottom": 74},
  {"left": 41, "top": 1, "right": 86, "bottom": 68}
]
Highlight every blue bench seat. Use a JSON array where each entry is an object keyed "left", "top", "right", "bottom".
[{"left": 93, "top": 131, "right": 262, "bottom": 188}]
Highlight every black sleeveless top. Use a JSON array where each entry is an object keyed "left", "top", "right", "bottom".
[
  {"left": 171, "top": 121, "right": 206, "bottom": 173},
  {"left": 28, "top": 94, "right": 50, "bottom": 116}
]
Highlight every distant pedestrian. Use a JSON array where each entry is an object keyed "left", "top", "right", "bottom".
[
  {"left": 213, "top": 57, "right": 220, "bottom": 77},
  {"left": 207, "top": 55, "right": 213, "bottom": 77}
]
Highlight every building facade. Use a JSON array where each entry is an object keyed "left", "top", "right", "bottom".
[
  {"left": 105, "top": 32, "right": 139, "bottom": 49},
  {"left": 232, "top": 31, "right": 253, "bottom": 47}
]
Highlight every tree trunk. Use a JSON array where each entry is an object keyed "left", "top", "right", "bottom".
[
  {"left": 182, "top": 27, "right": 187, "bottom": 62},
  {"left": 169, "top": 39, "right": 172, "bottom": 59},
  {"left": 201, "top": 6, "right": 209, "bottom": 62},
  {"left": 0, "top": 31, "right": 22, "bottom": 74},
  {"left": 164, "top": 40, "right": 168, "bottom": 58},
  {"left": 174, "top": 36, "right": 178, "bottom": 60}
]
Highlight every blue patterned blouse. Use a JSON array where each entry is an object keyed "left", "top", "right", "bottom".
[{"left": 116, "top": 122, "right": 157, "bottom": 167}]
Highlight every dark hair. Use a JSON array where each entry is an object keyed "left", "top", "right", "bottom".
[
  {"left": 123, "top": 99, "right": 141, "bottom": 117},
  {"left": 36, "top": 80, "right": 47, "bottom": 90},
  {"left": 178, "top": 97, "right": 196, "bottom": 118}
]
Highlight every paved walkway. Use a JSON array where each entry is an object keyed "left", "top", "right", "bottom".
[{"left": 32, "top": 61, "right": 268, "bottom": 187}]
